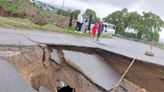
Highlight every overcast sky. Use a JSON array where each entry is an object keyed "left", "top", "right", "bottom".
[
  {"left": 38, "top": 0, "right": 164, "bottom": 19},
  {"left": 38, "top": 0, "right": 164, "bottom": 39}
]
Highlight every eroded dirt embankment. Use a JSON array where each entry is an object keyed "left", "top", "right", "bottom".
[
  {"left": 97, "top": 50, "right": 164, "bottom": 92},
  {"left": 48, "top": 44, "right": 164, "bottom": 92},
  {"left": 0, "top": 45, "right": 103, "bottom": 92},
  {"left": 0, "top": 45, "right": 163, "bottom": 92}
]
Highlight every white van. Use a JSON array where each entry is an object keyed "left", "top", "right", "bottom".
[{"left": 103, "top": 23, "right": 116, "bottom": 35}]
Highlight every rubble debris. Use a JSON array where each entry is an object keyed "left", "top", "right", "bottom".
[
  {"left": 63, "top": 50, "right": 125, "bottom": 91},
  {"left": 145, "top": 51, "right": 154, "bottom": 56},
  {"left": 50, "top": 49, "right": 62, "bottom": 64}
]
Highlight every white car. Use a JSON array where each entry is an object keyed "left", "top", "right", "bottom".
[
  {"left": 90, "top": 23, "right": 116, "bottom": 35},
  {"left": 102, "top": 23, "right": 116, "bottom": 35}
]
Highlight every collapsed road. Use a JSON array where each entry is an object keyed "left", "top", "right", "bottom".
[{"left": 0, "top": 28, "right": 164, "bottom": 92}]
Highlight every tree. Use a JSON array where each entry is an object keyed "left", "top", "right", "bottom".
[
  {"left": 85, "top": 9, "right": 96, "bottom": 17},
  {"left": 93, "top": 16, "right": 100, "bottom": 23},
  {"left": 85, "top": 9, "right": 97, "bottom": 23},
  {"left": 104, "top": 9, "right": 164, "bottom": 42},
  {"left": 56, "top": 9, "right": 71, "bottom": 16},
  {"left": 104, "top": 9, "right": 127, "bottom": 34},
  {"left": 142, "top": 12, "right": 163, "bottom": 41},
  {"left": 69, "top": 13, "right": 73, "bottom": 27},
  {"left": 71, "top": 9, "right": 80, "bottom": 19},
  {"left": 125, "top": 12, "right": 141, "bottom": 28}
]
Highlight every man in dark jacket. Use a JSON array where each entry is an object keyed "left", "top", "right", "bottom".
[{"left": 96, "top": 19, "right": 104, "bottom": 41}]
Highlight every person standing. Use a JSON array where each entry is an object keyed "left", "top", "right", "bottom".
[
  {"left": 84, "top": 15, "right": 89, "bottom": 33},
  {"left": 91, "top": 22, "right": 99, "bottom": 38},
  {"left": 96, "top": 19, "right": 104, "bottom": 41},
  {"left": 75, "top": 12, "right": 83, "bottom": 32},
  {"left": 88, "top": 15, "right": 93, "bottom": 33}
]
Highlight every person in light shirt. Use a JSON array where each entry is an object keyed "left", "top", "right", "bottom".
[{"left": 75, "top": 12, "right": 84, "bottom": 32}]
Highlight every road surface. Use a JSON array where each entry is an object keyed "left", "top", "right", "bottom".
[
  {"left": 0, "top": 59, "right": 36, "bottom": 92},
  {"left": 63, "top": 50, "right": 123, "bottom": 90},
  {"left": 0, "top": 28, "right": 163, "bottom": 66}
]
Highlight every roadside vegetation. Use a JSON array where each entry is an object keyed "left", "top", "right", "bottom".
[
  {"left": 116, "top": 33, "right": 164, "bottom": 49},
  {"left": 0, "top": 0, "right": 109, "bottom": 37},
  {"left": 0, "top": 16, "right": 83, "bottom": 35},
  {"left": 0, "top": 0, "right": 163, "bottom": 49},
  {"left": 104, "top": 8, "right": 164, "bottom": 42},
  {"left": 0, "top": 16, "right": 112, "bottom": 38}
]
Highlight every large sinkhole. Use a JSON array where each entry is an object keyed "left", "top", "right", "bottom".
[{"left": 1, "top": 45, "right": 161, "bottom": 92}]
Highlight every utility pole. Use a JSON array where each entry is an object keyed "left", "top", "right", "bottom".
[
  {"left": 58, "top": 0, "right": 65, "bottom": 28},
  {"left": 61, "top": 0, "right": 65, "bottom": 16}
]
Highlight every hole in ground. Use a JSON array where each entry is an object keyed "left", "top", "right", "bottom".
[
  {"left": 57, "top": 85, "right": 75, "bottom": 92},
  {"left": 56, "top": 80, "right": 75, "bottom": 92}
]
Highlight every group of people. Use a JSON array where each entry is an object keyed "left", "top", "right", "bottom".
[
  {"left": 75, "top": 12, "right": 104, "bottom": 41},
  {"left": 75, "top": 12, "right": 89, "bottom": 33},
  {"left": 91, "top": 19, "right": 104, "bottom": 41}
]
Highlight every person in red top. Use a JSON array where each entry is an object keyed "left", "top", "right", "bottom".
[{"left": 91, "top": 22, "right": 99, "bottom": 38}]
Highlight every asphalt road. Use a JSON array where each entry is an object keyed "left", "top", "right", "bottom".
[
  {"left": 0, "top": 28, "right": 163, "bottom": 66},
  {"left": 0, "top": 59, "right": 36, "bottom": 92},
  {"left": 64, "top": 50, "right": 123, "bottom": 90}
]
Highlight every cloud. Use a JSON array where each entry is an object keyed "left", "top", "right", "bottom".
[
  {"left": 139, "top": 0, "right": 164, "bottom": 18},
  {"left": 37, "top": 0, "right": 164, "bottom": 41},
  {"left": 38, "top": 0, "right": 121, "bottom": 18},
  {"left": 38, "top": 0, "right": 164, "bottom": 19},
  {"left": 89, "top": 3, "right": 121, "bottom": 18},
  {"left": 79, "top": 0, "right": 139, "bottom": 7}
]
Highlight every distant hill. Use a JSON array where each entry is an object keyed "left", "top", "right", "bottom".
[
  {"left": 32, "top": 0, "right": 73, "bottom": 12},
  {"left": 0, "top": 0, "right": 63, "bottom": 25},
  {"left": 0, "top": 0, "right": 37, "bottom": 17}
]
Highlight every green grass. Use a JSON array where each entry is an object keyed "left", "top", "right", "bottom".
[
  {"left": 156, "top": 43, "right": 164, "bottom": 49},
  {"left": 0, "top": 0, "right": 37, "bottom": 16},
  {"left": 137, "top": 40, "right": 164, "bottom": 50},
  {"left": 0, "top": 17, "right": 94, "bottom": 37},
  {"left": 101, "top": 34, "right": 113, "bottom": 39},
  {"left": 0, "top": 16, "right": 68, "bottom": 32},
  {"left": 0, "top": 0, "right": 113, "bottom": 39},
  {"left": 0, "top": 16, "right": 45, "bottom": 30},
  {"left": 116, "top": 34, "right": 164, "bottom": 50},
  {"left": 0, "top": 16, "right": 163, "bottom": 49},
  {"left": 0, "top": 16, "right": 113, "bottom": 39}
]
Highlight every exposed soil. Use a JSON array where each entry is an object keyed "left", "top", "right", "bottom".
[
  {"left": 0, "top": 45, "right": 163, "bottom": 92},
  {"left": 0, "top": 7, "right": 26, "bottom": 18},
  {"left": 0, "top": 46, "right": 103, "bottom": 92},
  {"left": 97, "top": 49, "right": 164, "bottom": 92}
]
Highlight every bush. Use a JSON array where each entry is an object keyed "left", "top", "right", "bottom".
[
  {"left": 143, "top": 32, "right": 159, "bottom": 42},
  {"left": 120, "top": 32, "right": 137, "bottom": 38},
  {"left": 0, "top": 0, "right": 68, "bottom": 26},
  {"left": 30, "top": 15, "right": 48, "bottom": 25}
]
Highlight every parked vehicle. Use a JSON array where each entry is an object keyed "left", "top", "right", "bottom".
[
  {"left": 90, "top": 23, "right": 116, "bottom": 35},
  {"left": 102, "top": 22, "right": 116, "bottom": 35}
]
